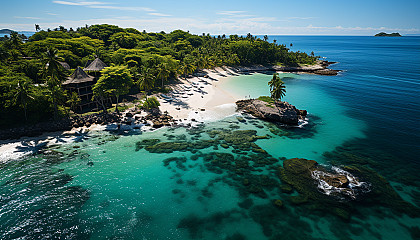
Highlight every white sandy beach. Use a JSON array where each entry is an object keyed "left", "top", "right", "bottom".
[
  {"left": 0, "top": 66, "right": 247, "bottom": 163},
  {"left": 158, "top": 67, "right": 243, "bottom": 122}
]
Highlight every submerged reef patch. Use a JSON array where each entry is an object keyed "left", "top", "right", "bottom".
[{"left": 279, "top": 158, "right": 420, "bottom": 220}]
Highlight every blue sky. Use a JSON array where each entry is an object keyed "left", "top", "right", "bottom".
[{"left": 2, "top": 0, "right": 420, "bottom": 35}]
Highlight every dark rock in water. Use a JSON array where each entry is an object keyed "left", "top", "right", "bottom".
[
  {"left": 176, "top": 178, "right": 184, "bottom": 184},
  {"left": 152, "top": 120, "right": 164, "bottom": 128},
  {"left": 238, "top": 198, "right": 254, "bottom": 209},
  {"left": 135, "top": 139, "right": 160, "bottom": 151},
  {"left": 313, "top": 69, "right": 340, "bottom": 75},
  {"left": 236, "top": 99, "right": 306, "bottom": 125},
  {"left": 280, "top": 184, "right": 293, "bottom": 193},
  {"left": 278, "top": 158, "right": 420, "bottom": 219},
  {"left": 236, "top": 116, "right": 246, "bottom": 123},
  {"left": 279, "top": 158, "right": 364, "bottom": 201},
  {"left": 273, "top": 199, "right": 284, "bottom": 208},
  {"left": 172, "top": 189, "right": 182, "bottom": 194},
  {"left": 319, "top": 174, "right": 349, "bottom": 188}
]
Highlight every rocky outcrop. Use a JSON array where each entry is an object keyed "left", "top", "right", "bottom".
[
  {"left": 0, "top": 120, "right": 73, "bottom": 140},
  {"left": 236, "top": 99, "right": 307, "bottom": 125},
  {"left": 229, "top": 61, "right": 340, "bottom": 76},
  {"left": 71, "top": 112, "right": 120, "bottom": 128},
  {"left": 278, "top": 158, "right": 420, "bottom": 219},
  {"left": 273, "top": 60, "right": 340, "bottom": 75},
  {"left": 279, "top": 158, "right": 368, "bottom": 201},
  {"left": 319, "top": 174, "right": 349, "bottom": 188},
  {"left": 143, "top": 110, "right": 175, "bottom": 128},
  {"left": 0, "top": 109, "right": 176, "bottom": 140},
  {"left": 313, "top": 69, "right": 340, "bottom": 76}
]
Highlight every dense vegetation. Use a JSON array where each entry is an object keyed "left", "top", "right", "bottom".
[
  {"left": 0, "top": 24, "right": 318, "bottom": 129},
  {"left": 374, "top": 32, "right": 402, "bottom": 37}
]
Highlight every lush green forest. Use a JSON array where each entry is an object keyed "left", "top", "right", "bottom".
[{"left": 0, "top": 24, "right": 317, "bottom": 128}]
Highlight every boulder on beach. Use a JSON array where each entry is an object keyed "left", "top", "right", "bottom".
[{"left": 235, "top": 99, "right": 307, "bottom": 125}]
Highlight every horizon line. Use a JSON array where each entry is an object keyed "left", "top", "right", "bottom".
[{"left": 2, "top": 30, "right": 419, "bottom": 37}]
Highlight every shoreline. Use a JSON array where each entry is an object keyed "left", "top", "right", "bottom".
[
  {"left": 159, "top": 60, "right": 339, "bottom": 122},
  {"left": 0, "top": 62, "right": 338, "bottom": 163}
]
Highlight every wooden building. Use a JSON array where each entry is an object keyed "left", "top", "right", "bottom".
[
  {"left": 63, "top": 58, "right": 109, "bottom": 112},
  {"left": 62, "top": 67, "right": 95, "bottom": 111}
]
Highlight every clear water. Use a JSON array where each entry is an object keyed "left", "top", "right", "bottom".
[{"left": 1, "top": 36, "right": 419, "bottom": 239}]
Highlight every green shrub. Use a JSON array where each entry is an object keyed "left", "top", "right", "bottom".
[
  {"left": 142, "top": 96, "right": 160, "bottom": 109},
  {"left": 257, "top": 96, "right": 275, "bottom": 104}
]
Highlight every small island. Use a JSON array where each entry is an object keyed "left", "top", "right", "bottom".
[
  {"left": 374, "top": 32, "right": 402, "bottom": 37},
  {"left": 0, "top": 29, "right": 14, "bottom": 34}
]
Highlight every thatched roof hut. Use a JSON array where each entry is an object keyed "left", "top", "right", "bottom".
[
  {"left": 83, "top": 58, "right": 107, "bottom": 72},
  {"left": 63, "top": 67, "right": 94, "bottom": 86}
]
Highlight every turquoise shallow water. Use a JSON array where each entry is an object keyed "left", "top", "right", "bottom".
[
  {"left": 1, "top": 36, "right": 420, "bottom": 239},
  {"left": 218, "top": 73, "right": 366, "bottom": 162}
]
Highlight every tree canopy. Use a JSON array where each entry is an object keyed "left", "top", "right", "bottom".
[
  {"left": 0, "top": 24, "right": 318, "bottom": 128},
  {"left": 93, "top": 65, "right": 133, "bottom": 112}
]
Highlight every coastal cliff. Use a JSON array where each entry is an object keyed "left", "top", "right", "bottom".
[{"left": 236, "top": 99, "right": 307, "bottom": 125}]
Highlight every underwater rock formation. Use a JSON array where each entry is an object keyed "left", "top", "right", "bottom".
[
  {"left": 278, "top": 158, "right": 420, "bottom": 219},
  {"left": 280, "top": 158, "right": 369, "bottom": 200}
]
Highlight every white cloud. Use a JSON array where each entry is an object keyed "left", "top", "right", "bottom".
[
  {"left": 217, "top": 11, "right": 246, "bottom": 16},
  {"left": 88, "top": 5, "right": 155, "bottom": 11},
  {"left": 52, "top": 1, "right": 107, "bottom": 6},
  {"left": 148, "top": 12, "right": 171, "bottom": 17},
  {"left": 216, "top": 10, "right": 255, "bottom": 18},
  {"left": 2, "top": 15, "right": 419, "bottom": 35},
  {"left": 14, "top": 16, "right": 42, "bottom": 20},
  {"left": 288, "top": 17, "right": 316, "bottom": 20},
  {"left": 52, "top": 1, "right": 155, "bottom": 11}
]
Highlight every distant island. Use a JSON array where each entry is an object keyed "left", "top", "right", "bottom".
[
  {"left": 374, "top": 32, "right": 402, "bottom": 37},
  {"left": 0, "top": 29, "right": 14, "bottom": 34}
]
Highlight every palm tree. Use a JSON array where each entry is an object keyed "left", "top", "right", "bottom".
[
  {"left": 196, "top": 56, "right": 206, "bottom": 69},
  {"left": 42, "top": 48, "right": 67, "bottom": 119},
  {"left": 263, "top": 35, "right": 268, "bottom": 41},
  {"left": 14, "top": 79, "right": 34, "bottom": 121},
  {"left": 35, "top": 24, "right": 41, "bottom": 32},
  {"left": 185, "top": 61, "right": 196, "bottom": 76},
  {"left": 47, "top": 77, "right": 66, "bottom": 119},
  {"left": 268, "top": 73, "right": 286, "bottom": 101},
  {"left": 42, "top": 48, "right": 63, "bottom": 79},
  {"left": 156, "top": 62, "right": 170, "bottom": 88},
  {"left": 67, "top": 92, "right": 81, "bottom": 115},
  {"left": 138, "top": 67, "right": 155, "bottom": 99},
  {"left": 178, "top": 62, "right": 187, "bottom": 80}
]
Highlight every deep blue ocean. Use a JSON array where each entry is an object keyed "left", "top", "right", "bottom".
[
  {"left": 1, "top": 36, "right": 419, "bottom": 239},
  {"left": 268, "top": 36, "right": 420, "bottom": 164}
]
